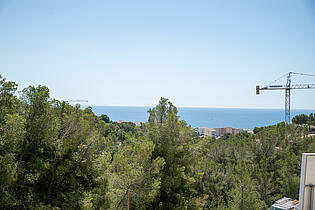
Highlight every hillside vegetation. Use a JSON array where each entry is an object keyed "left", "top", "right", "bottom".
[{"left": 0, "top": 75, "right": 314, "bottom": 209}]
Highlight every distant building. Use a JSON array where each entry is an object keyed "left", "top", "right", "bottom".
[
  {"left": 198, "top": 127, "right": 207, "bottom": 136},
  {"left": 206, "top": 129, "right": 216, "bottom": 137},
  {"left": 270, "top": 197, "right": 299, "bottom": 210},
  {"left": 214, "top": 127, "right": 242, "bottom": 136},
  {"left": 198, "top": 126, "right": 244, "bottom": 137},
  {"left": 198, "top": 127, "right": 216, "bottom": 137},
  {"left": 243, "top": 129, "right": 254, "bottom": 134},
  {"left": 214, "top": 127, "right": 225, "bottom": 136}
]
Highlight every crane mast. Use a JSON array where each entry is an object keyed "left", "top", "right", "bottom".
[
  {"left": 256, "top": 72, "right": 315, "bottom": 124},
  {"left": 285, "top": 72, "right": 291, "bottom": 124}
]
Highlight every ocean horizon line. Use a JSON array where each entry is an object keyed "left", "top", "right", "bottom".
[{"left": 82, "top": 105, "right": 315, "bottom": 111}]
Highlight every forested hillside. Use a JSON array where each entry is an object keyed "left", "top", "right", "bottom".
[{"left": 0, "top": 75, "right": 314, "bottom": 209}]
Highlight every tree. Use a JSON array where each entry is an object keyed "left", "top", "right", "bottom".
[
  {"left": 292, "top": 114, "right": 308, "bottom": 125},
  {"left": 254, "top": 158, "right": 276, "bottom": 206},
  {"left": 276, "top": 152, "right": 300, "bottom": 200},
  {"left": 148, "top": 97, "right": 195, "bottom": 209},
  {"left": 80, "top": 151, "right": 112, "bottom": 209},
  {"left": 109, "top": 135, "right": 164, "bottom": 209},
  {"left": 46, "top": 101, "right": 106, "bottom": 209},
  {"left": 229, "top": 156, "right": 267, "bottom": 210},
  {"left": 0, "top": 75, "right": 19, "bottom": 124},
  {"left": 98, "top": 114, "right": 111, "bottom": 123},
  {"left": 7, "top": 85, "right": 57, "bottom": 207},
  {"left": 0, "top": 114, "right": 25, "bottom": 208}
]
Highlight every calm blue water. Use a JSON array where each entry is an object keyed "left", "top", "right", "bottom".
[{"left": 88, "top": 106, "right": 315, "bottom": 129}]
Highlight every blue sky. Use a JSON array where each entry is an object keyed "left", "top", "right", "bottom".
[{"left": 1, "top": 0, "right": 315, "bottom": 109}]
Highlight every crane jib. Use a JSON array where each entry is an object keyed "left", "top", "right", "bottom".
[
  {"left": 258, "top": 84, "right": 315, "bottom": 90},
  {"left": 256, "top": 72, "right": 315, "bottom": 124}
]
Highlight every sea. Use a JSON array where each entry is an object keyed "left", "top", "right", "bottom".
[{"left": 87, "top": 106, "right": 315, "bottom": 129}]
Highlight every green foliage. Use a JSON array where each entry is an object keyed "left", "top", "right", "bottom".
[
  {"left": 229, "top": 156, "right": 267, "bottom": 210},
  {"left": 148, "top": 97, "right": 195, "bottom": 209},
  {"left": 292, "top": 114, "right": 308, "bottom": 124},
  {"left": 109, "top": 135, "right": 164, "bottom": 209},
  {"left": 0, "top": 75, "right": 19, "bottom": 123},
  {"left": 98, "top": 114, "right": 111, "bottom": 123},
  {"left": 292, "top": 113, "right": 315, "bottom": 127},
  {"left": 0, "top": 75, "right": 314, "bottom": 209}
]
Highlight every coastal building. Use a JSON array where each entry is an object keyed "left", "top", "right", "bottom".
[
  {"left": 243, "top": 129, "right": 254, "bottom": 134},
  {"left": 214, "top": 127, "right": 225, "bottom": 136},
  {"left": 214, "top": 127, "right": 242, "bottom": 136},
  {"left": 198, "top": 127, "right": 216, "bottom": 137},
  {"left": 198, "top": 126, "right": 251, "bottom": 137},
  {"left": 198, "top": 127, "right": 207, "bottom": 136},
  {"left": 206, "top": 129, "right": 216, "bottom": 137}
]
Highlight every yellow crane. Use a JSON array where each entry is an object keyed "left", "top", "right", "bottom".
[{"left": 256, "top": 72, "right": 315, "bottom": 124}]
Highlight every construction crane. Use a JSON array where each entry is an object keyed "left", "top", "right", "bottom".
[
  {"left": 256, "top": 72, "right": 315, "bottom": 124},
  {"left": 66, "top": 100, "right": 88, "bottom": 103}
]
